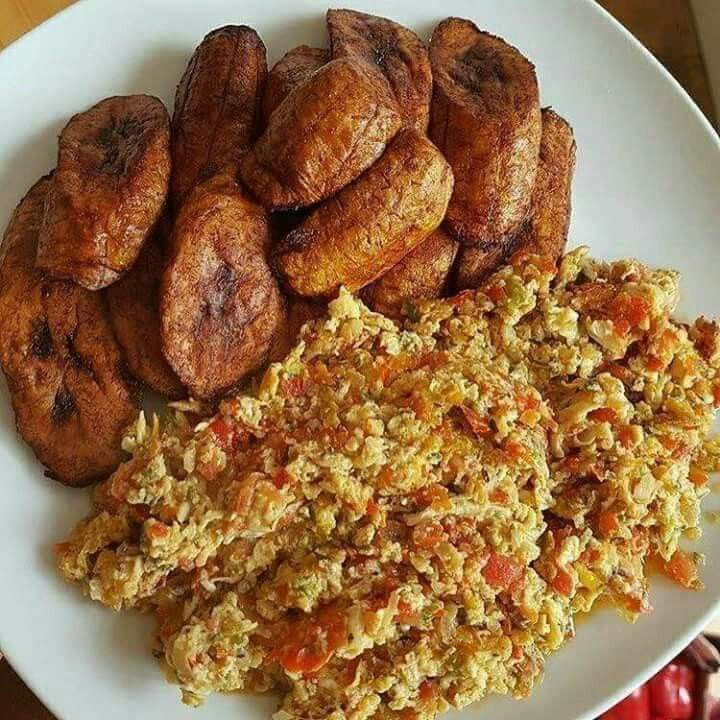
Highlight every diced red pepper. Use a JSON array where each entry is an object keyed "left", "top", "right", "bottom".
[
  {"left": 552, "top": 568, "right": 574, "bottom": 597},
  {"left": 270, "top": 605, "right": 347, "bottom": 675},
  {"left": 459, "top": 406, "right": 493, "bottom": 438},
  {"left": 647, "top": 662, "right": 695, "bottom": 720},
  {"left": 599, "top": 511, "right": 619, "bottom": 537},
  {"left": 589, "top": 407, "right": 618, "bottom": 424},
  {"left": 600, "top": 684, "right": 651, "bottom": 720},
  {"left": 663, "top": 550, "right": 700, "bottom": 589},
  {"left": 272, "top": 469, "right": 292, "bottom": 489},
  {"left": 608, "top": 295, "right": 650, "bottom": 336},
  {"left": 483, "top": 553, "right": 523, "bottom": 591},
  {"left": 486, "top": 283, "right": 507, "bottom": 304},
  {"left": 713, "top": 383, "right": 720, "bottom": 408},
  {"left": 281, "top": 376, "right": 305, "bottom": 398},
  {"left": 419, "top": 679, "right": 436, "bottom": 702},
  {"left": 646, "top": 355, "right": 664, "bottom": 372},
  {"left": 689, "top": 467, "right": 709, "bottom": 487}
]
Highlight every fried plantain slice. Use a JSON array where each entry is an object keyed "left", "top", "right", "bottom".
[
  {"left": 268, "top": 296, "right": 327, "bottom": 363},
  {"left": 262, "top": 45, "right": 328, "bottom": 125},
  {"left": 362, "top": 227, "right": 458, "bottom": 319},
  {"left": 106, "top": 227, "right": 185, "bottom": 399},
  {"left": 0, "top": 176, "right": 139, "bottom": 486},
  {"left": 512, "top": 108, "right": 576, "bottom": 263},
  {"left": 453, "top": 238, "right": 518, "bottom": 291},
  {"left": 429, "top": 18, "right": 541, "bottom": 246},
  {"left": 160, "top": 170, "right": 283, "bottom": 400},
  {"left": 274, "top": 128, "right": 453, "bottom": 297},
  {"left": 36, "top": 95, "right": 171, "bottom": 290},
  {"left": 171, "top": 25, "right": 267, "bottom": 210},
  {"left": 239, "top": 58, "right": 402, "bottom": 210},
  {"left": 327, "top": 9, "right": 432, "bottom": 132}
]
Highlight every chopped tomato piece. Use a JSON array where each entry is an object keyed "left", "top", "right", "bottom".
[
  {"left": 689, "top": 467, "right": 709, "bottom": 487},
  {"left": 270, "top": 605, "right": 347, "bottom": 675},
  {"left": 419, "top": 680, "right": 436, "bottom": 702},
  {"left": 281, "top": 376, "right": 305, "bottom": 397},
  {"left": 617, "top": 425, "right": 635, "bottom": 448},
  {"left": 413, "top": 522, "right": 446, "bottom": 549},
  {"left": 209, "top": 418, "right": 232, "bottom": 447},
  {"left": 503, "top": 440, "right": 526, "bottom": 460},
  {"left": 459, "top": 406, "right": 493, "bottom": 438},
  {"left": 272, "top": 469, "right": 292, "bottom": 489},
  {"left": 663, "top": 550, "right": 701, "bottom": 589},
  {"left": 483, "top": 553, "right": 523, "bottom": 590},
  {"left": 414, "top": 484, "right": 450, "bottom": 509},
  {"left": 552, "top": 568, "right": 574, "bottom": 597},
  {"left": 365, "top": 498, "right": 379, "bottom": 516},
  {"left": 645, "top": 354, "right": 664, "bottom": 371},
  {"left": 588, "top": 407, "right": 618, "bottom": 424},
  {"left": 608, "top": 295, "right": 650, "bottom": 335},
  {"left": 518, "top": 393, "right": 540, "bottom": 412},
  {"left": 490, "top": 489, "right": 508, "bottom": 504},
  {"left": 599, "top": 510, "right": 619, "bottom": 537},
  {"left": 377, "top": 466, "right": 394, "bottom": 488},
  {"left": 146, "top": 522, "right": 169, "bottom": 540},
  {"left": 485, "top": 283, "right": 507, "bottom": 304},
  {"left": 712, "top": 383, "right": 720, "bottom": 407},
  {"left": 396, "top": 599, "right": 418, "bottom": 624}
]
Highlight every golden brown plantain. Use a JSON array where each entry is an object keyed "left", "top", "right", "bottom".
[
  {"left": 429, "top": 18, "right": 541, "bottom": 246},
  {"left": 362, "top": 227, "right": 458, "bottom": 319},
  {"left": 160, "top": 170, "right": 283, "bottom": 400},
  {"left": 262, "top": 45, "right": 328, "bottom": 125},
  {"left": 36, "top": 95, "right": 171, "bottom": 290},
  {"left": 453, "top": 238, "right": 517, "bottom": 291},
  {"left": 171, "top": 25, "right": 267, "bottom": 210},
  {"left": 326, "top": 8, "right": 432, "bottom": 132},
  {"left": 274, "top": 128, "right": 453, "bottom": 297},
  {"left": 106, "top": 228, "right": 185, "bottom": 399},
  {"left": 512, "top": 108, "right": 576, "bottom": 263},
  {"left": 239, "top": 58, "right": 402, "bottom": 210},
  {"left": 0, "top": 176, "right": 139, "bottom": 486},
  {"left": 268, "top": 296, "right": 327, "bottom": 363}
]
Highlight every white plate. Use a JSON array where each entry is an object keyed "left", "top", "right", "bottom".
[{"left": 0, "top": 1, "right": 719, "bottom": 719}]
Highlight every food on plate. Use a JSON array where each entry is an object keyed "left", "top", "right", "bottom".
[
  {"left": 239, "top": 58, "right": 402, "bottom": 210},
  {"left": 513, "top": 108, "right": 577, "bottom": 262},
  {"left": 429, "top": 18, "right": 541, "bottom": 246},
  {"left": 106, "top": 231, "right": 184, "bottom": 399},
  {"left": 0, "top": 177, "right": 138, "bottom": 486},
  {"left": 361, "top": 226, "right": 459, "bottom": 318},
  {"left": 268, "top": 296, "right": 327, "bottom": 362},
  {"left": 160, "top": 170, "right": 283, "bottom": 400},
  {"left": 56, "top": 249, "right": 720, "bottom": 717},
  {"left": 262, "top": 45, "right": 328, "bottom": 124},
  {"left": 327, "top": 8, "right": 432, "bottom": 132},
  {"left": 274, "top": 128, "right": 453, "bottom": 297},
  {"left": 36, "top": 95, "right": 171, "bottom": 290},
  {"left": 170, "top": 25, "right": 267, "bottom": 210}
]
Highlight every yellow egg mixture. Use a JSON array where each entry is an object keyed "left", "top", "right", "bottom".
[{"left": 56, "top": 249, "right": 720, "bottom": 720}]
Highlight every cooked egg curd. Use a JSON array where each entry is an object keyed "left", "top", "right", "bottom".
[{"left": 56, "top": 249, "right": 720, "bottom": 719}]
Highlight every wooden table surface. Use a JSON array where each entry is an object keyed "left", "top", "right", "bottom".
[{"left": 0, "top": 1, "right": 717, "bottom": 718}]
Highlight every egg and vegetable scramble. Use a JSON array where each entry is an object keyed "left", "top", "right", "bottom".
[{"left": 56, "top": 249, "right": 720, "bottom": 719}]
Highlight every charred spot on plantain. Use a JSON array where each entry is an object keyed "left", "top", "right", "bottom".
[
  {"left": 30, "top": 319, "right": 53, "bottom": 359},
  {"left": 65, "top": 333, "right": 96, "bottom": 379},
  {"left": 52, "top": 388, "right": 76, "bottom": 424},
  {"left": 97, "top": 115, "right": 143, "bottom": 176}
]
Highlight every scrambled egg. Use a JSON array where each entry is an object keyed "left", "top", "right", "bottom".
[{"left": 56, "top": 249, "right": 720, "bottom": 719}]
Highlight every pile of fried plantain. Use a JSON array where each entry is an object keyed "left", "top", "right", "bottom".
[{"left": 0, "top": 10, "right": 577, "bottom": 487}]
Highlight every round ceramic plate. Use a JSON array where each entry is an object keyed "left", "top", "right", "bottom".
[{"left": 0, "top": 1, "right": 719, "bottom": 719}]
